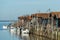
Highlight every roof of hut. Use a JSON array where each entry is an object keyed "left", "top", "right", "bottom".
[
  {"left": 18, "top": 16, "right": 25, "bottom": 19},
  {"left": 31, "top": 13, "right": 49, "bottom": 19},
  {"left": 26, "top": 16, "right": 32, "bottom": 20},
  {"left": 18, "top": 15, "right": 32, "bottom": 21},
  {"left": 51, "top": 12, "right": 60, "bottom": 18}
]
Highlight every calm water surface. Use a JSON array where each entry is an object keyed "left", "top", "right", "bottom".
[
  {"left": 0, "top": 22, "right": 51, "bottom": 40},
  {"left": 0, "top": 22, "right": 19, "bottom": 40}
]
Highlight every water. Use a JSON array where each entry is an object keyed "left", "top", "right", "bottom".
[
  {"left": 0, "top": 22, "right": 51, "bottom": 40},
  {"left": 0, "top": 22, "right": 19, "bottom": 40}
]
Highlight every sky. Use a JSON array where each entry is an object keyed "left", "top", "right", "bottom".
[{"left": 0, "top": 0, "right": 60, "bottom": 20}]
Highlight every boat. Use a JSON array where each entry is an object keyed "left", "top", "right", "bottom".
[
  {"left": 3, "top": 25, "right": 7, "bottom": 29},
  {"left": 10, "top": 27, "right": 17, "bottom": 34},
  {"left": 17, "top": 27, "right": 20, "bottom": 35},
  {"left": 10, "top": 26, "right": 14, "bottom": 29},
  {"left": 21, "top": 28, "right": 29, "bottom": 34},
  {"left": 21, "top": 33, "right": 29, "bottom": 37}
]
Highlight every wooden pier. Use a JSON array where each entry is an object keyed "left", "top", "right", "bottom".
[{"left": 11, "top": 12, "right": 60, "bottom": 40}]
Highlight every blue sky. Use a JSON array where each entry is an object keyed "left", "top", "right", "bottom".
[{"left": 0, "top": 0, "right": 60, "bottom": 20}]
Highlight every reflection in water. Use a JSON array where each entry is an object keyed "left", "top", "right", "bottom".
[
  {"left": 21, "top": 34, "right": 29, "bottom": 40},
  {"left": 9, "top": 29, "right": 52, "bottom": 40},
  {"left": 29, "top": 34, "right": 51, "bottom": 40}
]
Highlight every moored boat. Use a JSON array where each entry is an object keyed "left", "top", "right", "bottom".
[
  {"left": 21, "top": 28, "right": 29, "bottom": 34},
  {"left": 3, "top": 25, "right": 7, "bottom": 29}
]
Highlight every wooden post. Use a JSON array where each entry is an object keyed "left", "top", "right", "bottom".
[
  {"left": 56, "top": 16, "right": 58, "bottom": 40},
  {"left": 51, "top": 16, "right": 54, "bottom": 40}
]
